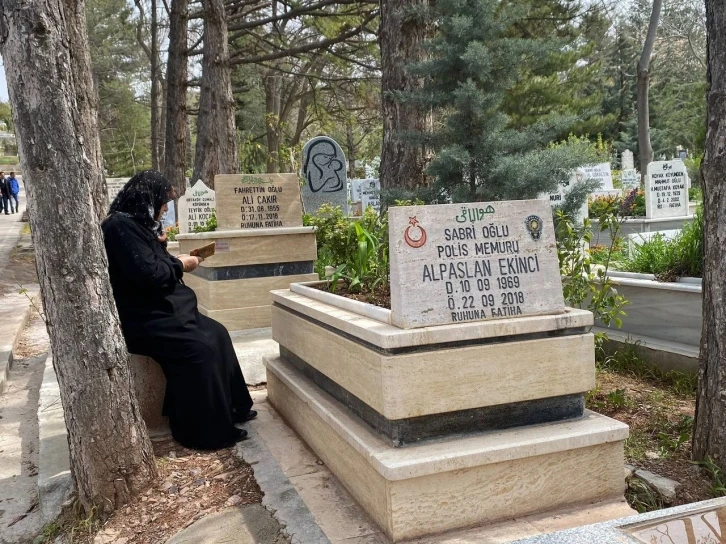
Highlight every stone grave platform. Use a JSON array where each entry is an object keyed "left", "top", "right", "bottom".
[
  {"left": 177, "top": 227, "right": 318, "bottom": 330},
  {"left": 266, "top": 288, "right": 629, "bottom": 541}
]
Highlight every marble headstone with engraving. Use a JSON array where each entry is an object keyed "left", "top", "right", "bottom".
[
  {"left": 539, "top": 172, "right": 590, "bottom": 224},
  {"left": 645, "top": 161, "right": 689, "bottom": 219},
  {"left": 178, "top": 180, "right": 216, "bottom": 234},
  {"left": 621, "top": 150, "right": 635, "bottom": 171},
  {"left": 360, "top": 179, "right": 381, "bottom": 213},
  {"left": 106, "top": 178, "right": 130, "bottom": 206},
  {"left": 389, "top": 200, "right": 565, "bottom": 329},
  {"left": 301, "top": 136, "right": 349, "bottom": 215},
  {"left": 579, "top": 163, "right": 614, "bottom": 191}
]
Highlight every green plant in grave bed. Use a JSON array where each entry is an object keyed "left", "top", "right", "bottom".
[
  {"left": 192, "top": 212, "right": 217, "bottom": 233},
  {"left": 699, "top": 456, "right": 726, "bottom": 497},
  {"left": 330, "top": 221, "right": 389, "bottom": 294}
]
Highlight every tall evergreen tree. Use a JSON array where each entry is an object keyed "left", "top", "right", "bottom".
[{"left": 403, "top": 0, "right": 599, "bottom": 203}]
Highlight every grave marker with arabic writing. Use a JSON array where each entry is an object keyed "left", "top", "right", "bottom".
[{"left": 389, "top": 200, "right": 565, "bottom": 329}]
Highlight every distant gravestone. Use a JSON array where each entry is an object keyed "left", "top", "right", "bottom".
[
  {"left": 178, "top": 180, "right": 216, "bottom": 234},
  {"left": 360, "top": 179, "right": 381, "bottom": 213},
  {"left": 541, "top": 172, "right": 588, "bottom": 224},
  {"left": 388, "top": 200, "right": 565, "bottom": 329},
  {"left": 301, "top": 136, "right": 348, "bottom": 214},
  {"left": 215, "top": 173, "right": 303, "bottom": 230},
  {"left": 621, "top": 150, "right": 635, "bottom": 171},
  {"left": 578, "top": 163, "right": 613, "bottom": 190},
  {"left": 621, "top": 169, "right": 640, "bottom": 190},
  {"left": 645, "top": 161, "right": 689, "bottom": 219},
  {"left": 106, "top": 178, "right": 129, "bottom": 205},
  {"left": 350, "top": 179, "right": 364, "bottom": 202}
]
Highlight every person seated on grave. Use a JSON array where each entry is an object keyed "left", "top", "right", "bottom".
[{"left": 102, "top": 170, "right": 256, "bottom": 450}]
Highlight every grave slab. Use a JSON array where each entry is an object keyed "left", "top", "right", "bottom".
[
  {"left": 301, "top": 136, "right": 348, "bottom": 214},
  {"left": 645, "top": 160, "right": 689, "bottom": 219}
]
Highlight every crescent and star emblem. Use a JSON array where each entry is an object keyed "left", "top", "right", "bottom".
[{"left": 404, "top": 216, "right": 427, "bottom": 248}]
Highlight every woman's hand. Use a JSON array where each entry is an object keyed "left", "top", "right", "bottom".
[
  {"left": 177, "top": 254, "right": 203, "bottom": 272},
  {"left": 157, "top": 232, "right": 168, "bottom": 244}
]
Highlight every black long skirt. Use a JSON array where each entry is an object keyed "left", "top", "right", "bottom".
[{"left": 126, "top": 310, "right": 253, "bottom": 450}]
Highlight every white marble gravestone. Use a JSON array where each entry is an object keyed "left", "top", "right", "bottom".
[
  {"left": 645, "top": 161, "right": 689, "bottom": 219},
  {"left": 178, "top": 179, "right": 216, "bottom": 233},
  {"left": 579, "top": 163, "right": 614, "bottom": 190},
  {"left": 106, "top": 177, "right": 129, "bottom": 205},
  {"left": 621, "top": 169, "right": 640, "bottom": 190},
  {"left": 301, "top": 136, "right": 349, "bottom": 215},
  {"left": 389, "top": 200, "right": 565, "bottom": 329},
  {"left": 360, "top": 179, "right": 381, "bottom": 212},
  {"left": 622, "top": 150, "right": 635, "bottom": 171},
  {"left": 540, "top": 171, "right": 588, "bottom": 224}
]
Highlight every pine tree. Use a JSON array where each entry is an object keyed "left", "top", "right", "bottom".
[{"left": 401, "top": 0, "right": 600, "bottom": 203}]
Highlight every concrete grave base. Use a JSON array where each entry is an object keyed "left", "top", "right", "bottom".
[{"left": 266, "top": 356, "right": 629, "bottom": 542}]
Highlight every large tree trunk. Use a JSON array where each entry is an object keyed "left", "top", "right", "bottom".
[
  {"left": 0, "top": 0, "right": 158, "bottom": 515},
  {"left": 264, "top": 73, "right": 282, "bottom": 174},
  {"left": 150, "top": 0, "right": 163, "bottom": 170},
  {"left": 636, "top": 0, "right": 662, "bottom": 180},
  {"left": 379, "top": 0, "right": 430, "bottom": 192},
  {"left": 693, "top": 0, "right": 726, "bottom": 465},
  {"left": 164, "top": 0, "right": 189, "bottom": 201},
  {"left": 193, "top": 0, "right": 238, "bottom": 188}
]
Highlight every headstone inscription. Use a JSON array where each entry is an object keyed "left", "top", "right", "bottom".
[
  {"left": 621, "top": 150, "right": 635, "bottom": 171},
  {"left": 106, "top": 178, "right": 129, "bottom": 204},
  {"left": 621, "top": 169, "right": 640, "bottom": 190},
  {"left": 645, "top": 160, "right": 689, "bottom": 219},
  {"left": 178, "top": 180, "right": 216, "bottom": 234},
  {"left": 215, "top": 173, "right": 303, "bottom": 230},
  {"left": 360, "top": 179, "right": 381, "bottom": 212},
  {"left": 301, "top": 136, "right": 349, "bottom": 214},
  {"left": 389, "top": 200, "right": 565, "bottom": 329},
  {"left": 579, "top": 163, "right": 614, "bottom": 190}
]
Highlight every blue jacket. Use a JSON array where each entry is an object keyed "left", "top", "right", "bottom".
[{"left": 8, "top": 177, "right": 18, "bottom": 195}]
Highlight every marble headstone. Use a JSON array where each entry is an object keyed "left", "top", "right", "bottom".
[
  {"left": 301, "top": 136, "right": 349, "bottom": 214},
  {"left": 389, "top": 200, "right": 565, "bottom": 329},
  {"left": 178, "top": 180, "right": 216, "bottom": 234},
  {"left": 215, "top": 173, "right": 303, "bottom": 230},
  {"left": 106, "top": 177, "right": 129, "bottom": 205},
  {"left": 578, "top": 163, "right": 614, "bottom": 190},
  {"left": 621, "top": 169, "right": 640, "bottom": 190},
  {"left": 621, "top": 150, "right": 635, "bottom": 171},
  {"left": 540, "top": 171, "right": 589, "bottom": 224},
  {"left": 645, "top": 161, "right": 689, "bottom": 219},
  {"left": 360, "top": 179, "right": 381, "bottom": 213}
]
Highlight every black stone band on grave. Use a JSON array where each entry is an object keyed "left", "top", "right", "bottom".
[
  {"left": 191, "top": 261, "right": 314, "bottom": 281},
  {"left": 280, "top": 346, "right": 584, "bottom": 447}
]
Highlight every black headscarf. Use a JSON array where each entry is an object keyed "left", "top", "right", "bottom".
[{"left": 107, "top": 170, "right": 174, "bottom": 236}]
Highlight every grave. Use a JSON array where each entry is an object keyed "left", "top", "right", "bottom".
[
  {"left": 301, "top": 136, "right": 349, "bottom": 215},
  {"left": 105, "top": 177, "right": 129, "bottom": 205},
  {"left": 178, "top": 179, "right": 215, "bottom": 233},
  {"left": 360, "top": 178, "right": 380, "bottom": 212},
  {"left": 264, "top": 199, "right": 629, "bottom": 541},
  {"left": 580, "top": 162, "right": 614, "bottom": 190},
  {"left": 176, "top": 173, "right": 317, "bottom": 331},
  {"left": 646, "top": 160, "right": 689, "bottom": 219},
  {"left": 622, "top": 149, "right": 635, "bottom": 171},
  {"left": 540, "top": 171, "right": 588, "bottom": 224},
  {"left": 621, "top": 169, "right": 640, "bottom": 190}
]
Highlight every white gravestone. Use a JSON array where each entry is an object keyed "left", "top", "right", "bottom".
[
  {"left": 579, "top": 163, "right": 614, "bottom": 190},
  {"left": 389, "top": 200, "right": 565, "bottom": 329},
  {"left": 645, "top": 161, "right": 689, "bottom": 219},
  {"left": 540, "top": 171, "right": 589, "bottom": 224},
  {"left": 106, "top": 178, "right": 130, "bottom": 206},
  {"left": 621, "top": 169, "right": 640, "bottom": 190},
  {"left": 350, "top": 179, "right": 364, "bottom": 203},
  {"left": 178, "top": 180, "right": 216, "bottom": 233},
  {"left": 360, "top": 179, "right": 381, "bottom": 213},
  {"left": 301, "top": 136, "right": 349, "bottom": 215},
  {"left": 622, "top": 150, "right": 635, "bottom": 171}
]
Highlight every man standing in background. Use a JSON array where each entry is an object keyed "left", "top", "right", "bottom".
[
  {"left": 7, "top": 172, "right": 19, "bottom": 213},
  {"left": 0, "top": 171, "right": 10, "bottom": 214}
]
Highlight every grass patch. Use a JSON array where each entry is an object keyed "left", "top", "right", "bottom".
[
  {"left": 0, "top": 155, "right": 19, "bottom": 164},
  {"left": 20, "top": 223, "right": 30, "bottom": 235},
  {"left": 34, "top": 506, "right": 101, "bottom": 544}
]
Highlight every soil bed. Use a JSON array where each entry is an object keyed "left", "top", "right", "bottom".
[
  {"left": 46, "top": 441, "right": 263, "bottom": 543},
  {"left": 313, "top": 281, "right": 391, "bottom": 308},
  {"left": 588, "top": 366, "right": 715, "bottom": 511}
]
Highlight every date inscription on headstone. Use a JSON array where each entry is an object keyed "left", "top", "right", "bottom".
[
  {"left": 215, "top": 174, "right": 303, "bottom": 230},
  {"left": 389, "top": 200, "right": 565, "bottom": 329},
  {"left": 645, "top": 161, "right": 689, "bottom": 219}
]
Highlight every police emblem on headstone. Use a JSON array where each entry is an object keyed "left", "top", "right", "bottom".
[{"left": 525, "top": 215, "right": 543, "bottom": 241}]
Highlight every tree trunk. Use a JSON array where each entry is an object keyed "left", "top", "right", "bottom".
[
  {"left": 264, "top": 73, "right": 282, "bottom": 174},
  {"left": 636, "top": 0, "right": 662, "bottom": 180},
  {"left": 693, "top": 0, "right": 726, "bottom": 465},
  {"left": 0, "top": 0, "right": 158, "bottom": 516},
  {"left": 150, "top": 0, "right": 162, "bottom": 170},
  {"left": 193, "top": 0, "right": 238, "bottom": 188},
  {"left": 379, "top": 0, "right": 431, "bottom": 192},
  {"left": 164, "top": 0, "right": 189, "bottom": 201},
  {"left": 346, "top": 123, "right": 356, "bottom": 178}
]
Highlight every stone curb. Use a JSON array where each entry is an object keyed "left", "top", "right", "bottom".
[
  {"left": 0, "top": 291, "right": 37, "bottom": 395},
  {"left": 38, "top": 355, "right": 73, "bottom": 524},
  {"left": 237, "top": 423, "right": 331, "bottom": 544}
]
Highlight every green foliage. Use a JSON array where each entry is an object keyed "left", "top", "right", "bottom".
[
  {"left": 399, "top": 0, "right": 598, "bottom": 203},
  {"left": 192, "top": 212, "right": 217, "bottom": 233},
  {"left": 329, "top": 221, "right": 388, "bottom": 294},
  {"left": 699, "top": 457, "right": 726, "bottom": 497},
  {"left": 689, "top": 186, "right": 703, "bottom": 202},
  {"left": 627, "top": 478, "right": 665, "bottom": 513},
  {"left": 557, "top": 205, "right": 629, "bottom": 333},
  {"left": 165, "top": 225, "right": 179, "bottom": 242},
  {"left": 0, "top": 102, "right": 13, "bottom": 131},
  {"left": 588, "top": 190, "right": 646, "bottom": 219},
  {"left": 625, "top": 206, "right": 703, "bottom": 279}
]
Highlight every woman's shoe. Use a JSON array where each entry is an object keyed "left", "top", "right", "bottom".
[{"left": 233, "top": 409, "right": 258, "bottom": 424}]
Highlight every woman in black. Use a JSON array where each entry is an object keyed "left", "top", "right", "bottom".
[{"left": 102, "top": 170, "right": 254, "bottom": 450}]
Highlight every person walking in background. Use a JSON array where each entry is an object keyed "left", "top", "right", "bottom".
[
  {"left": 0, "top": 172, "right": 10, "bottom": 215},
  {"left": 7, "top": 172, "right": 19, "bottom": 214}
]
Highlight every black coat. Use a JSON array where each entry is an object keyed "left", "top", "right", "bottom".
[
  {"left": 102, "top": 213, "right": 252, "bottom": 449},
  {"left": 0, "top": 178, "right": 9, "bottom": 198}
]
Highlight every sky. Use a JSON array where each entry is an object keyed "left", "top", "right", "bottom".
[{"left": 0, "top": 61, "right": 8, "bottom": 102}]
